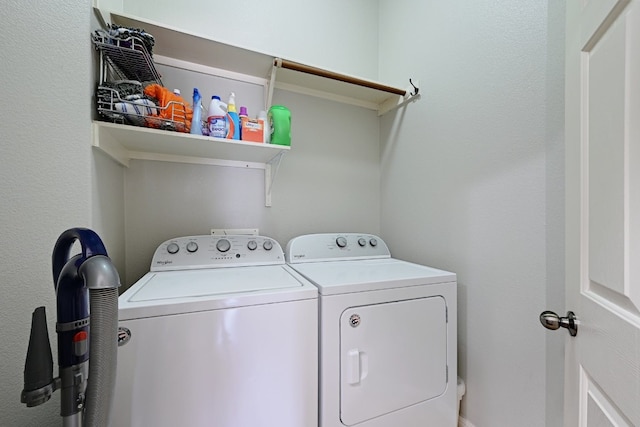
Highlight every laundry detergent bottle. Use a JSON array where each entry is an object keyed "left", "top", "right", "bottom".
[
  {"left": 268, "top": 105, "right": 291, "bottom": 146},
  {"left": 207, "top": 95, "right": 227, "bottom": 139},
  {"left": 226, "top": 92, "right": 240, "bottom": 140},
  {"left": 239, "top": 106, "right": 248, "bottom": 140}
]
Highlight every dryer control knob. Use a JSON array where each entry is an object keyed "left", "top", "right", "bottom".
[
  {"left": 186, "top": 242, "right": 198, "bottom": 253},
  {"left": 247, "top": 240, "right": 258, "bottom": 251},
  {"left": 167, "top": 242, "right": 180, "bottom": 254},
  {"left": 358, "top": 238, "right": 366, "bottom": 247},
  {"left": 369, "top": 238, "right": 378, "bottom": 247},
  {"left": 336, "top": 237, "right": 347, "bottom": 248},
  {"left": 263, "top": 240, "right": 273, "bottom": 251},
  {"left": 216, "top": 239, "right": 231, "bottom": 252}
]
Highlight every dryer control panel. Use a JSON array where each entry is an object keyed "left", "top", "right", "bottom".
[
  {"left": 151, "top": 235, "right": 284, "bottom": 271},
  {"left": 285, "top": 233, "right": 391, "bottom": 263}
]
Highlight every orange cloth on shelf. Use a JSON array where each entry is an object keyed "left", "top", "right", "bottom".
[{"left": 143, "top": 84, "right": 193, "bottom": 132}]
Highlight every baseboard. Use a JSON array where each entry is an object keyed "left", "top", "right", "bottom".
[{"left": 458, "top": 416, "right": 476, "bottom": 427}]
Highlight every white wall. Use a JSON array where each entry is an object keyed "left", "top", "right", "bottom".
[
  {"left": 91, "top": 8, "right": 128, "bottom": 284},
  {"left": 92, "top": 150, "right": 126, "bottom": 282},
  {"left": 122, "top": 0, "right": 380, "bottom": 80},
  {"left": 0, "top": 1, "right": 93, "bottom": 425},
  {"left": 378, "top": 1, "right": 564, "bottom": 426},
  {"left": 122, "top": 89, "right": 381, "bottom": 285},
  {"left": 0, "top": 1, "right": 565, "bottom": 426},
  {"left": 106, "top": 0, "right": 384, "bottom": 287},
  {"left": 544, "top": 3, "right": 566, "bottom": 426}
]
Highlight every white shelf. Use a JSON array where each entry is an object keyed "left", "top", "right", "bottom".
[
  {"left": 96, "top": 9, "right": 414, "bottom": 114},
  {"left": 92, "top": 7, "right": 417, "bottom": 207},
  {"left": 93, "top": 121, "right": 288, "bottom": 168}
]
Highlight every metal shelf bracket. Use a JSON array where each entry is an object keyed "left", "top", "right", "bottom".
[{"left": 265, "top": 151, "right": 285, "bottom": 207}]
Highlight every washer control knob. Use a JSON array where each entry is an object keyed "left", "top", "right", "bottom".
[
  {"left": 369, "top": 238, "right": 378, "bottom": 247},
  {"left": 358, "top": 238, "right": 366, "bottom": 247},
  {"left": 167, "top": 242, "right": 180, "bottom": 254},
  {"left": 216, "top": 239, "right": 231, "bottom": 253},
  {"left": 186, "top": 242, "right": 199, "bottom": 253},
  {"left": 263, "top": 240, "right": 273, "bottom": 251},
  {"left": 247, "top": 240, "right": 258, "bottom": 251},
  {"left": 336, "top": 237, "right": 347, "bottom": 248}
]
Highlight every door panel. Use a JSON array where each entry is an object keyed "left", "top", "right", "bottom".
[
  {"left": 565, "top": 0, "right": 640, "bottom": 425},
  {"left": 628, "top": 0, "right": 640, "bottom": 307},
  {"left": 584, "top": 371, "right": 633, "bottom": 427},
  {"left": 579, "top": 297, "right": 640, "bottom": 424},
  {"left": 586, "top": 9, "right": 626, "bottom": 294},
  {"left": 586, "top": 395, "right": 616, "bottom": 427},
  {"left": 339, "top": 297, "right": 447, "bottom": 426},
  {"left": 581, "top": 0, "right": 631, "bottom": 49}
]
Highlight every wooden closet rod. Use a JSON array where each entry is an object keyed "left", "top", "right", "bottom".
[{"left": 275, "top": 58, "right": 407, "bottom": 96}]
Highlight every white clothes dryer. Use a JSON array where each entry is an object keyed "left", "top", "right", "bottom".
[
  {"left": 286, "top": 233, "right": 457, "bottom": 427},
  {"left": 110, "top": 235, "right": 318, "bottom": 427}
]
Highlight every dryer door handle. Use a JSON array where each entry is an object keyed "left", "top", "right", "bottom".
[{"left": 347, "top": 349, "right": 361, "bottom": 385}]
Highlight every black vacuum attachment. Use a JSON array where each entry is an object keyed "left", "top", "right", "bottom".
[{"left": 21, "top": 306, "right": 57, "bottom": 407}]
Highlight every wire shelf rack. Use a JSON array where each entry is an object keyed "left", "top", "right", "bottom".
[
  {"left": 97, "top": 84, "right": 189, "bottom": 132},
  {"left": 92, "top": 30, "right": 194, "bottom": 132},
  {"left": 92, "top": 31, "right": 162, "bottom": 85}
]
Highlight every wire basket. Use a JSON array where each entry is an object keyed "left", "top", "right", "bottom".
[
  {"left": 97, "top": 83, "right": 189, "bottom": 132},
  {"left": 93, "top": 29, "right": 193, "bottom": 132}
]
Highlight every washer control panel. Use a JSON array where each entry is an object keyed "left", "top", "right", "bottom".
[
  {"left": 285, "top": 233, "right": 391, "bottom": 263},
  {"left": 151, "top": 235, "right": 284, "bottom": 271}
]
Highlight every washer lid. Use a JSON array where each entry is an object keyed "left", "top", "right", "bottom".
[
  {"left": 290, "top": 258, "right": 456, "bottom": 295},
  {"left": 119, "top": 265, "right": 316, "bottom": 319}
]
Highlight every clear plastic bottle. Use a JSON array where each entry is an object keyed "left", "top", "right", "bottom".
[
  {"left": 189, "top": 88, "right": 203, "bottom": 135},
  {"left": 258, "top": 110, "right": 269, "bottom": 143}
]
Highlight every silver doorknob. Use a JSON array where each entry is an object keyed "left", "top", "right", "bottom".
[{"left": 540, "top": 310, "right": 578, "bottom": 337}]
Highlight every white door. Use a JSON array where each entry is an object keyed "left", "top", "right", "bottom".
[{"left": 563, "top": 0, "right": 640, "bottom": 425}]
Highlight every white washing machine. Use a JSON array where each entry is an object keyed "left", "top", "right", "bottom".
[
  {"left": 286, "top": 233, "right": 457, "bottom": 427},
  {"left": 110, "top": 235, "right": 318, "bottom": 427}
]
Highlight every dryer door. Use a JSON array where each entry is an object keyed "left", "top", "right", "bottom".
[{"left": 340, "top": 296, "right": 448, "bottom": 426}]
